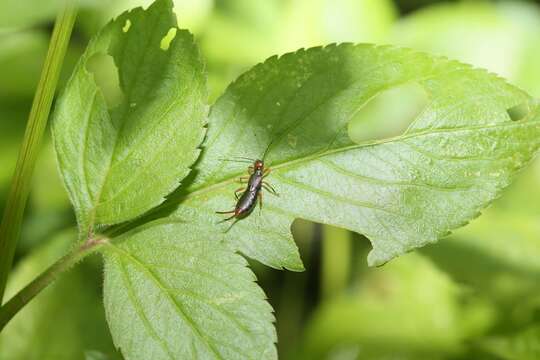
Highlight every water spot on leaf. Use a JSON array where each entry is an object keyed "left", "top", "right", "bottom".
[{"left": 160, "top": 27, "right": 177, "bottom": 51}]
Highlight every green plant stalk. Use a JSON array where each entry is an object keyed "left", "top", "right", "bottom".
[
  {"left": 0, "top": 1, "right": 77, "bottom": 302},
  {"left": 0, "top": 237, "right": 106, "bottom": 331},
  {"left": 321, "top": 225, "right": 351, "bottom": 300}
]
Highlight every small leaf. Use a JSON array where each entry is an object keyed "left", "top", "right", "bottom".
[
  {"left": 52, "top": 0, "right": 207, "bottom": 235},
  {"left": 103, "top": 220, "right": 277, "bottom": 360},
  {"left": 165, "top": 44, "right": 540, "bottom": 267}
]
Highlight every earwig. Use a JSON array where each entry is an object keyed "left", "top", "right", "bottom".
[{"left": 216, "top": 159, "right": 278, "bottom": 224}]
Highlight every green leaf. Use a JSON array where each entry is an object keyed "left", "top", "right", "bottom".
[
  {"left": 421, "top": 158, "right": 540, "bottom": 326},
  {"left": 0, "top": 231, "right": 119, "bottom": 360},
  {"left": 481, "top": 325, "right": 540, "bottom": 360},
  {"left": 165, "top": 44, "right": 540, "bottom": 268},
  {"left": 102, "top": 220, "right": 277, "bottom": 360},
  {"left": 299, "top": 254, "right": 472, "bottom": 359},
  {"left": 52, "top": 0, "right": 207, "bottom": 235}
]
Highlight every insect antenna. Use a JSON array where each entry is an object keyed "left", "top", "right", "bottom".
[
  {"left": 262, "top": 137, "right": 275, "bottom": 162},
  {"left": 217, "top": 157, "right": 253, "bottom": 164},
  {"left": 231, "top": 156, "right": 257, "bottom": 161}
]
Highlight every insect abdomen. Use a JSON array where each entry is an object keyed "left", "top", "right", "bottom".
[{"left": 236, "top": 190, "right": 258, "bottom": 217}]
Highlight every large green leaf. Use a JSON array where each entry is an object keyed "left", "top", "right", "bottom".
[
  {"left": 161, "top": 44, "right": 540, "bottom": 268},
  {"left": 103, "top": 220, "right": 276, "bottom": 359},
  {"left": 52, "top": 0, "right": 207, "bottom": 235}
]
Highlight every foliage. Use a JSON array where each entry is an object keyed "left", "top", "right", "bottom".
[
  {"left": 2, "top": 0, "right": 540, "bottom": 359},
  {"left": 52, "top": 0, "right": 207, "bottom": 234}
]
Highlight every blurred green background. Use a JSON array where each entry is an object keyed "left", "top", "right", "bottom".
[{"left": 1, "top": 0, "right": 540, "bottom": 359}]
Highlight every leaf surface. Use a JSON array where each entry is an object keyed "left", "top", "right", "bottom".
[
  {"left": 103, "top": 220, "right": 276, "bottom": 360},
  {"left": 52, "top": 0, "right": 207, "bottom": 235},
  {"left": 165, "top": 44, "right": 540, "bottom": 267}
]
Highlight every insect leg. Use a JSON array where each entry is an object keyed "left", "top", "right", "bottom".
[
  {"left": 239, "top": 176, "right": 249, "bottom": 183},
  {"left": 216, "top": 210, "right": 235, "bottom": 214},
  {"left": 224, "top": 218, "right": 239, "bottom": 232},
  {"left": 217, "top": 214, "right": 237, "bottom": 225},
  {"left": 262, "top": 182, "right": 279, "bottom": 196},
  {"left": 234, "top": 187, "right": 246, "bottom": 199},
  {"left": 263, "top": 167, "right": 272, "bottom": 177},
  {"left": 258, "top": 191, "right": 263, "bottom": 215}
]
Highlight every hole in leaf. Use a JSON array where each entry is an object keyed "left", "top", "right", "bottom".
[
  {"left": 86, "top": 53, "right": 124, "bottom": 109},
  {"left": 507, "top": 102, "right": 529, "bottom": 121},
  {"left": 160, "top": 28, "right": 177, "bottom": 51},
  {"left": 348, "top": 82, "right": 428, "bottom": 143},
  {"left": 122, "top": 19, "right": 131, "bottom": 33}
]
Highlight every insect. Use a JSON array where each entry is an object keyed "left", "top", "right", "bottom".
[{"left": 216, "top": 157, "right": 278, "bottom": 223}]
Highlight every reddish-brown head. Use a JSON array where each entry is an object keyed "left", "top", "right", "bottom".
[{"left": 254, "top": 159, "right": 264, "bottom": 170}]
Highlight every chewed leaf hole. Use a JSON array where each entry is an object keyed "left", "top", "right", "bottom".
[
  {"left": 122, "top": 19, "right": 131, "bottom": 33},
  {"left": 160, "top": 28, "right": 177, "bottom": 51},
  {"left": 86, "top": 53, "right": 124, "bottom": 109},
  {"left": 348, "top": 82, "right": 428, "bottom": 143},
  {"left": 507, "top": 102, "right": 529, "bottom": 121}
]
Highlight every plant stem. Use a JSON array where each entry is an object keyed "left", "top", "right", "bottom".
[
  {"left": 0, "top": 237, "right": 106, "bottom": 331},
  {"left": 321, "top": 225, "right": 351, "bottom": 300},
  {"left": 0, "top": 1, "right": 77, "bottom": 302}
]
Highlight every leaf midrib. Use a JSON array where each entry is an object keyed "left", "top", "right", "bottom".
[
  {"left": 104, "top": 111, "right": 536, "bottom": 240},
  {"left": 86, "top": 21, "right": 188, "bottom": 226},
  {"left": 183, "top": 119, "right": 536, "bottom": 203},
  {"left": 116, "top": 257, "right": 176, "bottom": 360},
  {"left": 106, "top": 243, "right": 225, "bottom": 360}
]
